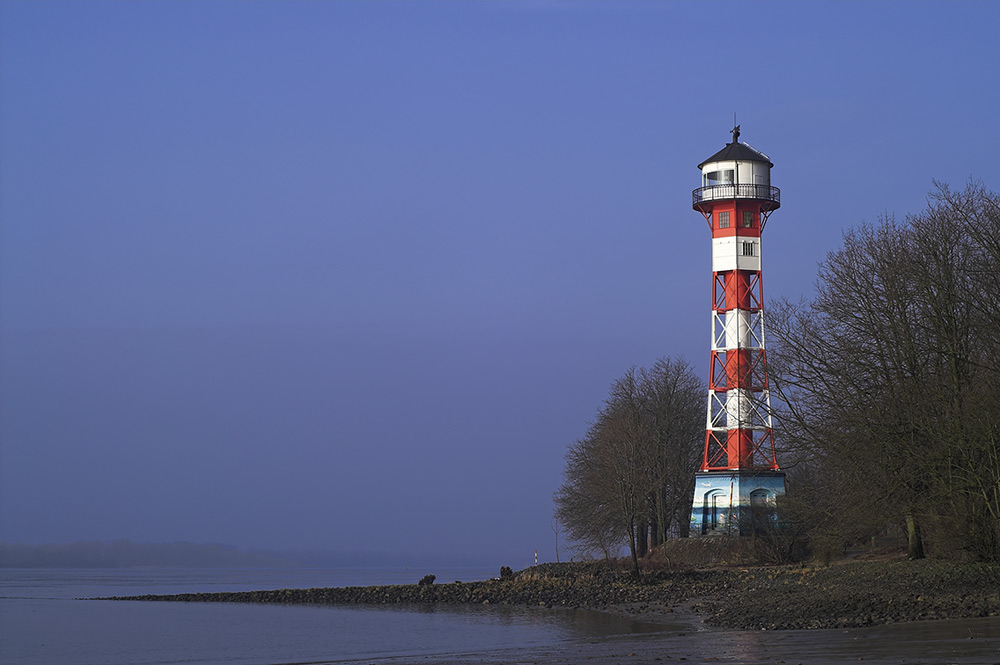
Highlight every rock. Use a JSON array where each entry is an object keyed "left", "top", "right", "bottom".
[{"left": 96, "top": 559, "right": 1000, "bottom": 632}]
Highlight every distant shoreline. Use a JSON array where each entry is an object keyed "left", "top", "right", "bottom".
[
  {"left": 101, "top": 557, "right": 1000, "bottom": 631},
  {"left": 0, "top": 540, "right": 485, "bottom": 569}
]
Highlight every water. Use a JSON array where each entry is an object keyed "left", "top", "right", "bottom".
[
  {"left": 4, "top": 568, "right": 1000, "bottom": 665},
  {"left": 0, "top": 568, "right": 670, "bottom": 665}
]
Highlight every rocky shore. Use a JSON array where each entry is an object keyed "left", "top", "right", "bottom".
[{"left": 104, "top": 558, "right": 1000, "bottom": 631}]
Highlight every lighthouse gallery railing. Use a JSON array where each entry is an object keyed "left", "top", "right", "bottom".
[{"left": 692, "top": 184, "right": 780, "bottom": 208}]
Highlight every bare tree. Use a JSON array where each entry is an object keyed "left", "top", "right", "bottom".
[
  {"left": 554, "top": 429, "right": 627, "bottom": 561},
  {"left": 554, "top": 358, "right": 704, "bottom": 577},
  {"left": 638, "top": 358, "right": 704, "bottom": 543},
  {"left": 769, "top": 183, "right": 1000, "bottom": 560}
]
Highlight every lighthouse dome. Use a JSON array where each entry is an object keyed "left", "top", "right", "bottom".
[
  {"left": 698, "top": 141, "right": 773, "bottom": 189},
  {"left": 692, "top": 131, "right": 779, "bottom": 211},
  {"left": 697, "top": 141, "right": 773, "bottom": 170}
]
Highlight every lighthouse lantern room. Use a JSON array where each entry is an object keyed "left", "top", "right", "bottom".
[{"left": 688, "top": 126, "right": 786, "bottom": 537}]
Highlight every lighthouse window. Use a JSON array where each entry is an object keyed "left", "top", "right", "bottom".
[
  {"left": 705, "top": 170, "right": 734, "bottom": 186},
  {"left": 742, "top": 211, "right": 753, "bottom": 228},
  {"left": 742, "top": 241, "right": 755, "bottom": 256},
  {"left": 718, "top": 212, "right": 730, "bottom": 229}
]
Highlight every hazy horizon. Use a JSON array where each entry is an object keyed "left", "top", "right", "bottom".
[{"left": 0, "top": 538, "right": 505, "bottom": 569}]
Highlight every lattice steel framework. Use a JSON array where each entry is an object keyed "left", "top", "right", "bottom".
[{"left": 693, "top": 198, "right": 780, "bottom": 472}]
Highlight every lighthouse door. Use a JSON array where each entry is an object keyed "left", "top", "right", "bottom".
[
  {"left": 750, "top": 489, "right": 771, "bottom": 534},
  {"left": 704, "top": 490, "right": 723, "bottom": 534}
]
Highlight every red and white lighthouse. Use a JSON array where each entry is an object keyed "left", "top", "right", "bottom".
[{"left": 689, "top": 126, "right": 786, "bottom": 536}]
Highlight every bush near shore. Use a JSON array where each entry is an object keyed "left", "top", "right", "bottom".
[{"left": 107, "top": 556, "right": 1000, "bottom": 631}]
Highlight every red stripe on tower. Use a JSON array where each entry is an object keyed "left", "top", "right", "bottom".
[{"left": 691, "top": 125, "right": 780, "bottom": 473}]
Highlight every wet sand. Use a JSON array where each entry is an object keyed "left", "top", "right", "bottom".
[{"left": 335, "top": 615, "right": 1000, "bottom": 665}]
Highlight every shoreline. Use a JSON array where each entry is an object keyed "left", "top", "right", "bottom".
[{"left": 102, "top": 557, "right": 1000, "bottom": 632}]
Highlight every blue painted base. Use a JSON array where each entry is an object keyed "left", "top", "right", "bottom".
[{"left": 689, "top": 471, "right": 786, "bottom": 536}]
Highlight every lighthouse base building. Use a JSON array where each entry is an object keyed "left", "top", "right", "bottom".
[
  {"left": 690, "top": 471, "right": 785, "bottom": 536},
  {"left": 687, "top": 128, "right": 786, "bottom": 537}
]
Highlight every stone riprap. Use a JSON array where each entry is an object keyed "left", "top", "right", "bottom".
[{"left": 102, "top": 559, "right": 1000, "bottom": 631}]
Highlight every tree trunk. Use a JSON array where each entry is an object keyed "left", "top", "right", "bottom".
[
  {"left": 627, "top": 521, "right": 641, "bottom": 581},
  {"left": 654, "top": 489, "right": 666, "bottom": 547},
  {"left": 906, "top": 513, "right": 925, "bottom": 560},
  {"left": 636, "top": 520, "right": 648, "bottom": 558}
]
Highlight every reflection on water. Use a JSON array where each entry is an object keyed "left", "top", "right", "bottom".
[
  {"left": 698, "top": 616, "right": 1000, "bottom": 665},
  {"left": 399, "top": 602, "right": 677, "bottom": 637}
]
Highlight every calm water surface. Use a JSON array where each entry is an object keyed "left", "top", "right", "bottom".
[
  {"left": 4, "top": 568, "right": 1000, "bottom": 665},
  {"left": 0, "top": 567, "right": 671, "bottom": 665}
]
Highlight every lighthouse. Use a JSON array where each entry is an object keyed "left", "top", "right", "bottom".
[{"left": 688, "top": 126, "right": 786, "bottom": 537}]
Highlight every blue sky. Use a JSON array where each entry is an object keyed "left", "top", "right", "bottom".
[{"left": 2, "top": 0, "right": 998, "bottom": 566}]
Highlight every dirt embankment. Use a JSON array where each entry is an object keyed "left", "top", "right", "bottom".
[{"left": 104, "top": 558, "right": 1000, "bottom": 631}]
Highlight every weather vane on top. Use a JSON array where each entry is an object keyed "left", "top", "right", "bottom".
[{"left": 731, "top": 123, "right": 741, "bottom": 143}]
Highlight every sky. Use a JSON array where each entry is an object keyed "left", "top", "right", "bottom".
[{"left": 1, "top": 0, "right": 999, "bottom": 568}]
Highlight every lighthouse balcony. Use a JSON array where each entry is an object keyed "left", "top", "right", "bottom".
[{"left": 692, "top": 183, "right": 780, "bottom": 210}]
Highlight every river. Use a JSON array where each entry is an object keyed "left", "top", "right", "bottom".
[{"left": 2, "top": 567, "right": 997, "bottom": 664}]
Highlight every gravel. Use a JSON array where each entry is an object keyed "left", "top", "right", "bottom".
[{"left": 102, "top": 558, "right": 1000, "bottom": 631}]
